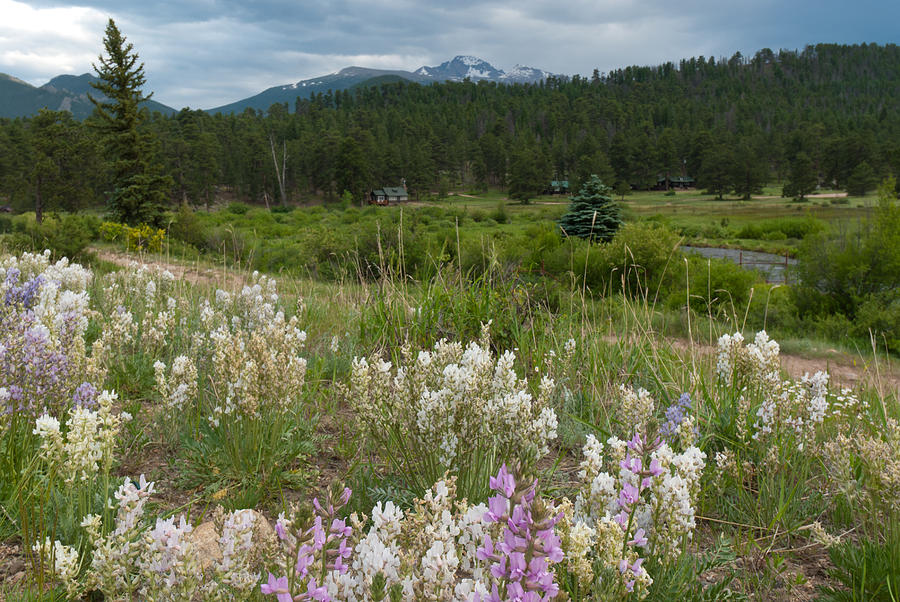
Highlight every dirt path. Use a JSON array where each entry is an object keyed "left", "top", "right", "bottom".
[
  {"left": 91, "top": 247, "right": 248, "bottom": 290},
  {"left": 754, "top": 192, "right": 848, "bottom": 200},
  {"left": 664, "top": 336, "right": 899, "bottom": 391}
]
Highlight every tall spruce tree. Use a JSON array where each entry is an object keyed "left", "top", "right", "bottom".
[
  {"left": 90, "top": 18, "right": 168, "bottom": 225},
  {"left": 783, "top": 151, "right": 818, "bottom": 200},
  {"left": 558, "top": 175, "right": 622, "bottom": 242}
]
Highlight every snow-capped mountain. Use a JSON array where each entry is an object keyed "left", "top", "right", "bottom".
[
  {"left": 209, "top": 56, "right": 554, "bottom": 114},
  {"left": 499, "top": 64, "right": 554, "bottom": 83},
  {"left": 414, "top": 56, "right": 552, "bottom": 84},
  {"left": 414, "top": 55, "right": 504, "bottom": 81}
]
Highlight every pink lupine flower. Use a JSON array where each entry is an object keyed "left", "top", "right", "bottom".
[
  {"left": 477, "top": 464, "right": 562, "bottom": 599},
  {"left": 295, "top": 544, "right": 315, "bottom": 576},
  {"left": 260, "top": 573, "right": 291, "bottom": 602},
  {"left": 628, "top": 528, "right": 647, "bottom": 547},
  {"left": 490, "top": 464, "right": 516, "bottom": 497},
  {"left": 619, "top": 482, "right": 639, "bottom": 507},
  {"left": 304, "top": 578, "right": 330, "bottom": 601}
]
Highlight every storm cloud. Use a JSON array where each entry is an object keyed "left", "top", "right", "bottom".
[{"left": 2, "top": 0, "right": 898, "bottom": 109}]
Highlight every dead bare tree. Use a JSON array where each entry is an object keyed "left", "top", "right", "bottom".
[{"left": 269, "top": 134, "right": 287, "bottom": 206}]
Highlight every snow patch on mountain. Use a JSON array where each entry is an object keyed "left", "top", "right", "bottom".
[{"left": 414, "top": 56, "right": 551, "bottom": 84}]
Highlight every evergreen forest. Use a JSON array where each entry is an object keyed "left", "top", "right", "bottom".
[{"left": 1, "top": 43, "right": 899, "bottom": 211}]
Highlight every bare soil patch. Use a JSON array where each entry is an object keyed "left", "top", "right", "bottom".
[{"left": 90, "top": 247, "right": 248, "bottom": 291}]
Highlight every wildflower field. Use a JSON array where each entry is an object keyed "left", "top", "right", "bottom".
[{"left": 1, "top": 247, "right": 898, "bottom": 601}]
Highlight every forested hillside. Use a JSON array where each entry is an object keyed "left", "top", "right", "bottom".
[{"left": 1, "top": 43, "right": 899, "bottom": 211}]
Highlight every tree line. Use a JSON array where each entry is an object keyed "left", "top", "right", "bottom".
[{"left": 1, "top": 42, "right": 899, "bottom": 222}]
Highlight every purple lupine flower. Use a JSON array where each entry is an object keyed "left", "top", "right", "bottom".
[
  {"left": 477, "top": 464, "right": 562, "bottom": 599},
  {"left": 295, "top": 544, "right": 315, "bottom": 576},
  {"left": 661, "top": 392, "right": 693, "bottom": 439},
  {"left": 304, "top": 578, "right": 330, "bottom": 601},
  {"left": 486, "top": 494, "right": 509, "bottom": 522},
  {"left": 260, "top": 573, "right": 291, "bottom": 602},
  {"left": 1, "top": 308, "right": 75, "bottom": 418},
  {"left": 72, "top": 382, "right": 98, "bottom": 408},
  {"left": 490, "top": 464, "right": 516, "bottom": 498},
  {"left": 628, "top": 528, "right": 648, "bottom": 547},
  {"left": 264, "top": 488, "right": 351, "bottom": 602},
  {"left": 3, "top": 269, "right": 44, "bottom": 309}
]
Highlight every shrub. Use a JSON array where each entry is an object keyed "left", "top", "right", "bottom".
[
  {"left": 227, "top": 202, "right": 249, "bottom": 214},
  {"left": 7, "top": 214, "right": 98, "bottom": 259},
  {"left": 99, "top": 221, "right": 165, "bottom": 252},
  {"left": 679, "top": 255, "right": 761, "bottom": 316},
  {"left": 558, "top": 175, "right": 622, "bottom": 242},
  {"left": 168, "top": 204, "right": 206, "bottom": 248},
  {"left": 491, "top": 201, "right": 509, "bottom": 224},
  {"left": 574, "top": 222, "right": 682, "bottom": 297}
]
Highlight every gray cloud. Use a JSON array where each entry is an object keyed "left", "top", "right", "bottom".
[{"left": 3, "top": 0, "right": 899, "bottom": 109}]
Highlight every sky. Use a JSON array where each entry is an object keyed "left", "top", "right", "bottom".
[{"left": 2, "top": 0, "right": 899, "bottom": 110}]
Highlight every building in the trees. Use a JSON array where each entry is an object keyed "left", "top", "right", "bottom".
[
  {"left": 369, "top": 184, "right": 409, "bottom": 205},
  {"left": 655, "top": 175, "right": 695, "bottom": 190},
  {"left": 545, "top": 180, "right": 569, "bottom": 195}
]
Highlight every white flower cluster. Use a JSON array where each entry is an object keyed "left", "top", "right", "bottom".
[
  {"left": 32, "top": 390, "right": 121, "bottom": 485},
  {"left": 0, "top": 250, "right": 92, "bottom": 294},
  {"left": 32, "top": 537, "right": 81, "bottom": 598},
  {"left": 205, "top": 318, "right": 308, "bottom": 422},
  {"left": 83, "top": 476, "right": 157, "bottom": 597},
  {"left": 138, "top": 514, "right": 201, "bottom": 598},
  {"left": 185, "top": 275, "right": 308, "bottom": 424},
  {"left": 716, "top": 330, "right": 781, "bottom": 388},
  {"left": 214, "top": 509, "right": 260, "bottom": 592},
  {"left": 96, "top": 263, "right": 180, "bottom": 359},
  {"left": 326, "top": 479, "right": 488, "bottom": 601},
  {"left": 206, "top": 271, "right": 281, "bottom": 332},
  {"left": 83, "top": 475, "right": 265, "bottom": 601},
  {"left": 141, "top": 296, "right": 177, "bottom": 350},
  {"left": 618, "top": 384, "right": 655, "bottom": 432},
  {"left": 154, "top": 355, "right": 199, "bottom": 421},
  {"left": 575, "top": 434, "right": 706, "bottom": 561},
  {"left": 351, "top": 336, "right": 559, "bottom": 476},
  {"left": 753, "top": 370, "right": 867, "bottom": 446}
]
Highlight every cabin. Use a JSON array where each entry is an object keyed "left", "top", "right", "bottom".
[
  {"left": 369, "top": 185, "right": 409, "bottom": 205},
  {"left": 655, "top": 176, "right": 695, "bottom": 190},
  {"left": 545, "top": 180, "right": 569, "bottom": 195},
  {"left": 0, "top": 205, "right": 11, "bottom": 213}
]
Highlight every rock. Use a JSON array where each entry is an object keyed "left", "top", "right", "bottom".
[
  {"left": 190, "top": 509, "right": 274, "bottom": 571},
  {"left": 191, "top": 520, "right": 223, "bottom": 571},
  {"left": 253, "top": 511, "right": 274, "bottom": 542},
  {"left": 10, "top": 570, "right": 25, "bottom": 585},
  {"left": 5, "top": 557, "right": 24, "bottom": 576}
]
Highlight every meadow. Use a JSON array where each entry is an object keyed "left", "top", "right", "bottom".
[{"left": 1, "top": 187, "right": 898, "bottom": 600}]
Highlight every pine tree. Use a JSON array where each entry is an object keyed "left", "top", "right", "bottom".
[
  {"left": 28, "top": 110, "right": 95, "bottom": 222},
  {"left": 508, "top": 146, "right": 545, "bottom": 203},
  {"left": 783, "top": 151, "right": 817, "bottom": 200},
  {"left": 558, "top": 175, "right": 622, "bottom": 242},
  {"left": 90, "top": 18, "right": 169, "bottom": 225},
  {"left": 846, "top": 161, "right": 877, "bottom": 197}
]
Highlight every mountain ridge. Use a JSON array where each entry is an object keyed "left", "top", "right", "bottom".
[
  {"left": 1, "top": 55, "right": 554, "bottom": 119},
  {"left": 0, "top": 72, "right": 176, "bottom": 120},
  {"left": 207, "top": 55, "right": 554, "bottom": 114}
]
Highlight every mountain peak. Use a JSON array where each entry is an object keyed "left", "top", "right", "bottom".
[
  {"left": 454, "top": 55, "right": 488, "bottom": 67},
  {"left": 209, "top": 55, "right": 553, "bottom": 114},
  {"left": 416, "top": 55, "right": 504, "bottom": 82},
  {"left": 41, "top": 73, "right": 96, "bottom": 96}
]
